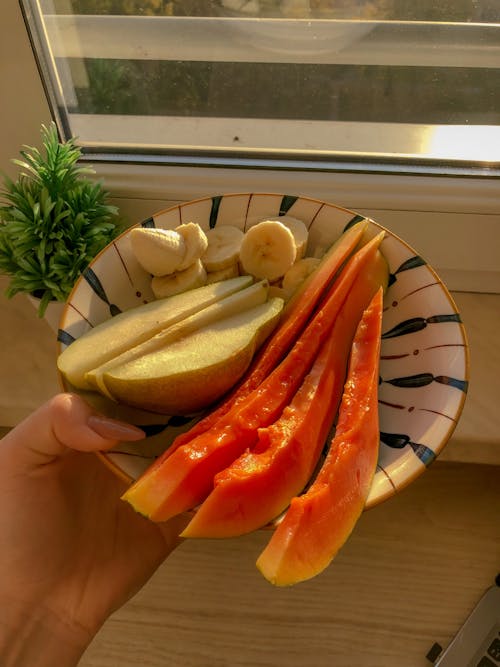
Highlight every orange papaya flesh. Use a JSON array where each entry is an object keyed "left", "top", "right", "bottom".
[
  {"left": 181, "top": 338, "right": 338, "bottom": 538},
  {"left": 121, "top": 233, "right": 384, "bottom": 522},
  {"left": 122, "top": 333, "right": 313, "bottom": 521},
  {"left": 159, "top": 221, "right": 369, "bottom": 458},
  {"left": 122, "top": 343, "right": 312, "bottom": 521},
  {"left": 256, "top": 288, "right": 383, "bottom": 586},
  {"left": 182, "top": 251, "right": 388, "bottom": 538}
]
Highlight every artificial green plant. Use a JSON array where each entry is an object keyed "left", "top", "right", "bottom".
[{"left": 0, "top": 123, "right": 119, "bottom": 316}]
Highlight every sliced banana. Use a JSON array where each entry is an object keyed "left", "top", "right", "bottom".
[
  {"left": 206, "top": 263, "right": 240, "bottom": 284},
  {"left": 311, "top": 244, "right": 329, "bottom": 259},
  {"left": 176, "top": 223, "right": 209, "bottom": 271},
  {"left": 239, "top": 220, "right": 297, "bottom": 282},
  {"left": 151, "top": 259, "right": 207, "bottom": 299},
  {"left": 282, "top": 257, "right": 321, "bottom": 297},
  {"left": 268, "top": 284, "right": 290, "bottom": 301},
  {"left": 267, "top": 216, "right": 309, "bottom": 259},
  {"left": 202, "top": 225, "right": 244, "bottom": 272},
  {"left": 129, "top": 227, "right": 186, "bottom": 276}
]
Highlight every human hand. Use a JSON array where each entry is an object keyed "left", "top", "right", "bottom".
[{"left": 0, "top": 393, "right": 187, "bottom": 667}]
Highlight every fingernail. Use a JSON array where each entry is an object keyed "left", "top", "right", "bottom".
[{"left": 87, "top": 415, "right": 145, "bottom": 441}]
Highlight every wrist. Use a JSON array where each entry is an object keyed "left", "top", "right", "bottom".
[{"left": 0, "top": 600, "right": 94, "bottom": 667}]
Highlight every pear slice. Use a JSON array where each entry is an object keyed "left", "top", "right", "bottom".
[
  {"left": 101, "top": 297, "right": 284, "bottom": 415},
  {"left": 58, "top": 275, "right": 254, "bottom": 390},
  {"left": 85, "top": 279, "right": 270, "bottom": 394}
]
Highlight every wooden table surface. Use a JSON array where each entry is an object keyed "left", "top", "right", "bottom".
[{"left": 80, "top": 461, "right": 499, "bottom": 667}]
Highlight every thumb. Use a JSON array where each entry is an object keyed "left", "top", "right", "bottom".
[{"left": 1, "top": 393, "right": 145, "bottom": 469}]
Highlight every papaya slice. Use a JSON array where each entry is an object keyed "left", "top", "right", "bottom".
[
  {"left": 182, "top": 252, "right": 388, "bottom": 537},
  {"left": 256, "top": 287, "right": 383, "bottom": 586},
  {"left": 160, "top": 220, "right": 368, "bottom": 457},
  {"left": 122, "top": 232, "right": 384, "bottom": 522}
]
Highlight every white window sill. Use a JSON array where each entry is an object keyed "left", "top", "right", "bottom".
[{"left": 90, "top": 160, "right": 500, "bottom": 294}]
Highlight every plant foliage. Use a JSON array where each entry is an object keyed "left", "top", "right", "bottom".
[{"left": 0, "top": 123, "right": 119, "bottom": 316}]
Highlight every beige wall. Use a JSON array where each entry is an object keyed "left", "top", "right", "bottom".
[{"left": 0, "top": 3, "right": 51, "bottom": 179}]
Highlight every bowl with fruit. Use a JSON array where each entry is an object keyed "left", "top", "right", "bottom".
[{"left": 56, "top": 193, "right": 468, "bottom": 585}]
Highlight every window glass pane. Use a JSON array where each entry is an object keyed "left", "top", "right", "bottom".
[{"left": 22, "top": 1, "right": 500, "bottom": 167}]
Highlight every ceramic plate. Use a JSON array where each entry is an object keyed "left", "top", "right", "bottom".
[{"left": 57, "top": 193, "right": 469, "bottom": 509}]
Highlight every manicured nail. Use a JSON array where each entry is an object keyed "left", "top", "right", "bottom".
[{"left": 87, "top": 415, "right": 145, "bottom": 441}]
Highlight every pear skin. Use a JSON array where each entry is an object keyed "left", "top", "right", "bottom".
[
  {"left": 85, "top": 280, "right": 269, "bottom": 392},
  {"left": 58, "top": 275, "right": 253, "bottom": 390},
  {"left": 101, "top": 298, "right": 284, "bottom": 415}
]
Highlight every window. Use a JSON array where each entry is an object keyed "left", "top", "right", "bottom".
[{"left": 21, "top": 0, "right": 500, "bottom": 173}]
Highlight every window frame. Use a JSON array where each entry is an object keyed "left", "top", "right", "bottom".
[{"left": 21, "top": 6, "right": 500, "bottom": 174}]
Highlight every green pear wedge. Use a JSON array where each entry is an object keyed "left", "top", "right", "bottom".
[
  {"left": 85, "top": 279, "right": 270, "bottom": 395},
  {"left": 57, "top": 275, "right": 254, "bottom": 390},
  {"left": 101, "top": 297, "right": 284, "bottom": 415}
]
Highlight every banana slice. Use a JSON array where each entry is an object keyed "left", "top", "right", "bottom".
[
  {"left": 276, "top": 216, "right": 309, "bottom": 259},
  {"left": 202, "top": 225, "right": 244, "bottom": 272},
  {"left": 268, "top": 284, "right": 290, "bottom": 301},
  {"left": 282, "top": 257, "right": 321, "bottom": 297},
  {"left": 151, "top": 259, "right": 207, "bottom": 298},
  {"left": 206, "top": 263, "right": 240, "bottom": 284},
  {"left": 176, "top": 223, "right": 209, "bottom": 271},
  {"left": 129, "top": 227, "right": 186, "bottom": 276},
  {"left": 263, "top": 216, "right": 308, "bottom": 259},
  {"left": 239, "top": 220, "right": 297, "bottom": 282}
]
